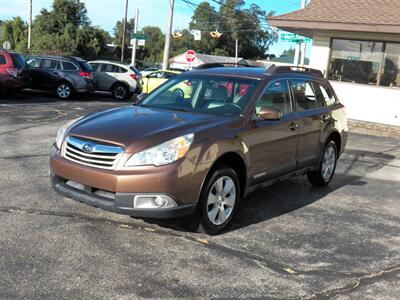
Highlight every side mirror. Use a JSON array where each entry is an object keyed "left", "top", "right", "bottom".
[
  {"left": 144, "top": 75, "right": 150, "bottom": 79},
  {"left": 257, "top": 106, "right": 282, "bottom": 121}
]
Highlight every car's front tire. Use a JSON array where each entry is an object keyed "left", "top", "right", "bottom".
[
  {"left": 307, "top": 140, "right": 338, "bottom": 186},
  {"left": 196, "top": 167, "right": 240, "bottom": 235},
  {"left": 56, "top": 82, "right": 72, "bottom": 99}
]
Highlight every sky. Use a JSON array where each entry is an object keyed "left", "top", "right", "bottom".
[{"left": 0, "top": 0, "right": 306, "bottom": 56}]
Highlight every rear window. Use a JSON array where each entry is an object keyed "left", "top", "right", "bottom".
[
  {"left": 77, "top": 60, "right": 93, "bottom": 72},
  {"left": 0, "top": 54, "right": 6, "bottom": 65},
  {"left": 10, "top": 53, "right": 26, "bottom": 69},
  {"left": 62, "top": 61, "right": 78, "bottom": 71},
  {"left": 130, "top": 66, "right": 141, "bottom": 75}
]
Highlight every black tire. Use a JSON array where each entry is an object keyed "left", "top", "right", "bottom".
[
  {"left": 112, "top": 83, "right": 129, "bottom": 100},
  {"left": 196, "top": 167, "right": 240, "bottom": 235},
  {"left": 55, "top": 81, "right": 72, "bottom": 99},
  {"left": 307, "top": 140, "right": 338, "bottom": 186}
]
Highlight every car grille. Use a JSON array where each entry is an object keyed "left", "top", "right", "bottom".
[{"left": 62, "top": 136, "right": 124, "bottom": 169}]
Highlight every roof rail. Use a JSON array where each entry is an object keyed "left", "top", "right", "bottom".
[
  {"left": 195, "top": 62, "right": 252, "bottom": 69},
  {"left": 275, "top": 66, "right": 324, "bottom": 77}
]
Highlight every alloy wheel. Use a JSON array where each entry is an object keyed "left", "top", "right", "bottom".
[
  {"left": 57, "top": 84, "right": 71, "bottom": 99},
  {"left": 114, "top": 86, "right": 127, "bottom": 100},
  {"left": 321, "top": 144, "right": 336, "bottom": 180},
  {"left": 207, "top": 176, "right": 236, "bottom": 226}
]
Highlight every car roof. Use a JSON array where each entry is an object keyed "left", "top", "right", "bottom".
[
  {"left": 27, "top": 55, "right": 85, "bottom": 62},
  {"left": 185, "top": 65, "right": 324, "bottom": 81},
  {"left": 89, "top": 60, "right": 130, "bottom": 67}
]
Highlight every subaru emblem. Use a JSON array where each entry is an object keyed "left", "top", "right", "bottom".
[{"left": 82, "top": 143, "right": 94, "bottom": 153}]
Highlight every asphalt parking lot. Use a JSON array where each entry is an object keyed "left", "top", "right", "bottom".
[{"left": 1, "top": 92, "right": 399, "bottom": 299}]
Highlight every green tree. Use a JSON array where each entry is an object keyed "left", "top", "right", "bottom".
[
  {"left": 0, "top": 17, "right": 28, "bottom": 53},
  {"left": 113, "top": 18, "right": 136, "bottom": 62},
  {"left": 136, "top": 26, "right": 165, "bottom": 65}
]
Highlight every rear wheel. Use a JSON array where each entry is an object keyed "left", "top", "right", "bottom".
[
  {"left": 56, "top": 82, "right": 72, "bottom": 99},
  {"left": 196, "top": 167, "right": 240, "bottom": 235},
  {"left": 307, "top": 140, "right": 338, "bottom": 186},
  {"left": 112, "top": 83, "right": 128, "bottom": 100}
]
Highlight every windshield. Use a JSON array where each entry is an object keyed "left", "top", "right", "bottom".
[{"left": 139, "top": 75, "right": 258, "bottom": 116}]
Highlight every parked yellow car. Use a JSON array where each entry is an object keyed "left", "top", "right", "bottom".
[{"left": 142, "top": 70, "right": 192, "bottom": 98}]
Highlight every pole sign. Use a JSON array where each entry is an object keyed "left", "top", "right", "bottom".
[
  {"left": 185, "top": 50, "right": 196, "bottom": 63},
  {"left": 281, "top": 33, "right": 311, "bottom": 43},
  {"left": 132, "top": 33, "right": 148, "bottom": 40}
]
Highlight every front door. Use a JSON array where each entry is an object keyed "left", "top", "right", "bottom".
[{"left": 244, "top": 79, "right": 299, "bottom": 184}]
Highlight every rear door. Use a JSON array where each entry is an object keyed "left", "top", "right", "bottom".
[
  {"left": 245, "top": 79, "right": 299, "bottom": 183},
  {"left": 289, "top": 79, "right": 326, "bottom": 168},
  {"left": 97, "top": 63, "right": 118, "bottom": 91}
]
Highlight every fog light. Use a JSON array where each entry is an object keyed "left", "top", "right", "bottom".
[{"left": 134, "top": 195, "right": 177, "bottom": 209}]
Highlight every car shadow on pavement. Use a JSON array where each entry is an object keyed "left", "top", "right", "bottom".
[{"left": 145, "top": 148, "right": 396, "bottom": 234}]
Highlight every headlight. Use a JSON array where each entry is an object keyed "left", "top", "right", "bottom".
[
  {"left": 125, "top": 133, "right": 194, "bottom": 167},
  {"left": 55, "top": 117, "right": 83, "bottom": 150}
]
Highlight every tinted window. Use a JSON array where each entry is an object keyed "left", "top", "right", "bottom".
[
  {"left": 0, "top": 54, "right": 6, "bottom": 65},
  {"left": 290, "top": 80, "right": 320, "bottom": 112},
  {"left": 77, "top": 60, "right": 93, "bottom": 72},
  {"left": 62, "top": 61, "right": 78, "bottom": 71},
  {"left": 100, "top": 64, "right": 119, "bottom": 73},
  {"left": 10, "top": 53, "right": 26, "bottom": 69},
  {"left": 316, "top": 83, "right": 337, "bottom": 106},
  {"left": 163, "top": 72, "right": 178, "bottom": 79},
  {"left": 40, "top": 59, "right": 58, "bottom": 70},
  {"left": 256, "top": 80, "right": 292, "bottom": 115},
  {"left": 26, "top": 57, "right": 40, "bottom": 68},
  {"left": 328, "top": 39, "right": 383, "bottom": 85}
]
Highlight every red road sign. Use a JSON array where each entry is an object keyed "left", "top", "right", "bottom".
[{"left": 185, "top": 50, "right": 196, "bottom": 63}]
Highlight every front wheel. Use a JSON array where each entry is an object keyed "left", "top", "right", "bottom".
[
  {"left": 196, "top": 167, "right": 240, "bottom": 235},
  {"left": 307, "top": 140, "right": 338, "bottom": 186}
]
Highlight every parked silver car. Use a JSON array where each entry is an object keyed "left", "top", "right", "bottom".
[{"left": 89, "top": 60, "right": 142, "bottom": 100}]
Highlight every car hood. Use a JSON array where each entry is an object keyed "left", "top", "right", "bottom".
[{"left": 67, "top": 105, "right": 229, "bottom": 153}]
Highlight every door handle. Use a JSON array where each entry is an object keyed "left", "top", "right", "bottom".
[
  {"left": 321, "top": 114, "right": 331, "bottom": 123},
  {"left": 288, "top": 122, "right": 299, "bottom": 131}
]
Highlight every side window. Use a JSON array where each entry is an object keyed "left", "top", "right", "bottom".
[
  {"left": 290, "top": 79, "right": 320, "bottom": 112},
  {"left": 26, "top": 57, "right": 39, "bottom": 68},
  {"left": 148, "top": 71, "right": 163, "bottom": 78},
  {"left": 163, "top": 72, "right": 177, "bottom": 79},
  {"left": 0, "top": 54, "right": 6, "bottom": 65},
  {"left": 256, "top": 80, "right": 292, "bottom": 115},
  {"left": 119, "top": 67, "right": 128, "bottom": 73},
  {"left": 40, "top": 59, "right": 57, "bottom": 70},
  {"left": 316, "top": 83, "right": 337, "bottom": 106},
  {"left": 100, "top": 64, "right": 117, "bottom": 73},
  {"left": 62, "top": 61, "right": 78, "bottom": 71}
]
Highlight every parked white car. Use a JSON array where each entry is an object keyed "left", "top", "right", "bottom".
[
  {"left": 140, "top": 67, "right": 160, "bottom": 77},
  {"left": 89, "top": 60, "right": 142, "bottom": 100}
]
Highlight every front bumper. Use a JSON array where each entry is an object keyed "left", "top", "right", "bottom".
[
  {"left": 50, "top": 145, "right": 200, "bottom": 218},
  {"left": 51, "top": 174, "right": 196, "bottom": 218}
]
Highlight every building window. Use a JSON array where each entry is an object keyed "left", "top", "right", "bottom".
[
  {"left": 328, "top": 38, "right": 400, "bottom": 88},
  {"left": 381, "top": 43, "right": 400, "bottom": 88},
  {"left": 328, "top": 39, "right": 383, "bottom": 85}
]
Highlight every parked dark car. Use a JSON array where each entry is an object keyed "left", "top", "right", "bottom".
[
  {"left": 50, "top": 64, "right": 348, "bottom": 234},
  {"left": 26, "top": 55, "right": 95, "bottom": 99},
  {"left": 0, "top": 50, "right": 30, "bottom": 95}
]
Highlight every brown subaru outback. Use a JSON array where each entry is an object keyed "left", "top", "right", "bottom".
[{"left": 50, "top": 64, "right": 348, "bottom": 234}]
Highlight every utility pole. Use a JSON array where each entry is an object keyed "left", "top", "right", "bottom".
[
  {"left": 131, "top": 9, "right": 139, "bottom": 66},
  {"left": 235, "top": 39, "right": 239, "bottom": 65},
  {"left": 121, "top": 0, "right": 129, "bottom": 63},
  {"left": 162, "top": 0, "right": 174, "bottom": 70},
  {"left": 28, "top": 0, "right": 32, "bottom": 50},
  {"left": 294, "top": 0, "right": 308, "bottom": 66}
]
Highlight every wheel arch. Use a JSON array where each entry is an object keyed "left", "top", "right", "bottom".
[{"left": 326, "top": 130, "right": 342, "bottom": 155}]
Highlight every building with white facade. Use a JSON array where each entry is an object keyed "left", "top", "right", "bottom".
[{"left": 269, "top": 0, "right": 400, "bottom": 126}]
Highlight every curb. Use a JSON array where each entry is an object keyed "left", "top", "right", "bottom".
[{"left": 348, "top": 119, "right": 400, "bottom": 139}]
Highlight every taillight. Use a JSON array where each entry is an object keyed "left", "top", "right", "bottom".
[
  {"left": 79, "top": 71, "right": 90, "bottom": 78},
  {"left": 130, "top": 73, "right": 138, "bottom": 80},
  {"left": 6, "top": 68, "right": 18, "bottom": 78}
]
